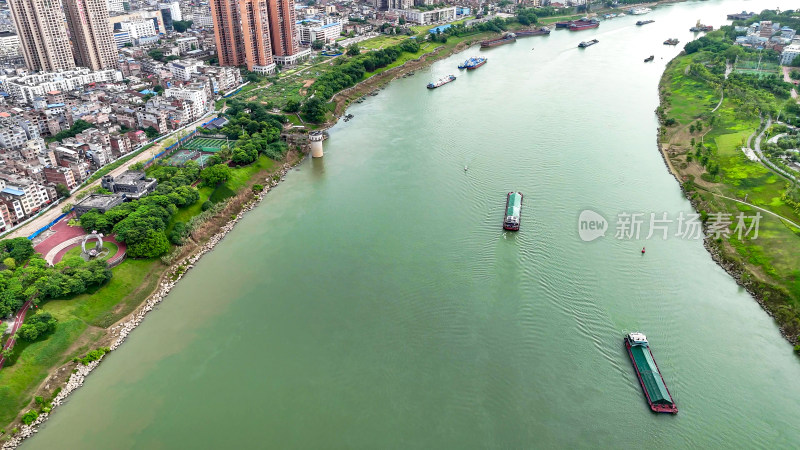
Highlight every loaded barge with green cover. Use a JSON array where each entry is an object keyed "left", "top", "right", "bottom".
[{"left": 624, "top": 332, "right": 678, "bottom": 414}]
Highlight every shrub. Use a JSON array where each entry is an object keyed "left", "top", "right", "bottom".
[{"left": 21, "top": 410, "right": 38, "bottom": 425}]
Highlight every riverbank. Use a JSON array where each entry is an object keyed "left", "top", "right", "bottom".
[
  {"left": 0, "top": 152, "right": 302, "bottom": 448},
  {"left": 656, "top": 40, "right": 800, "bottom": 347}
]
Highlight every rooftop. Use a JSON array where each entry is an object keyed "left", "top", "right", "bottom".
[{"left": 76, "top": 194, "right": 123, "bottom": 209}]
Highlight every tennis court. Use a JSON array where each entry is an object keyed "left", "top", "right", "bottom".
[
  {"left": 182, "top": 137, "right": 227, "bottom": 152},
  {"left": 167, "top": 149, "right": 199, "bottom": 166}
]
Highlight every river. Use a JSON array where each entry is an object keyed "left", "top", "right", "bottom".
[{"left": 26, "top": 0, "right": 800, "bottom": 448}]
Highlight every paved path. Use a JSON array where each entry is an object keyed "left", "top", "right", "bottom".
[
  {"left": 0, "top": 299, "right": 33, "bottom": 371},
  {"left": 751, "top": 117, "right": 798, "bottom": 182},
  {"left": 701, "top": 190, "right": 800, "bottom": 230}
]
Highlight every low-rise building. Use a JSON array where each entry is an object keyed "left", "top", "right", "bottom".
[
  {"left": 101, "top": 170, "right": 157, "bottom": 200},
  {"left": 73, "top": 194, "right": 124, "bottom": 217},
  {"left": 781, "top": 44, "right": 800, "bottom": 65},
  {"left": 390, "top": 7, "right": 457, "bottom": 25}
]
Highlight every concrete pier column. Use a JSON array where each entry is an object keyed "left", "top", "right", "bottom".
[{"left": 309, "top": 132, "right": 324, "bottom": 158}]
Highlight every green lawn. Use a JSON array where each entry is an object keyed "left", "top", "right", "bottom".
[
  {"left": 0, "top": 257, "right": 161, "bottom": 427},
  {"left": 661, "top": 48, "right": 800, "bottom": 323},
  {"left": 62, "top": 241, "right": 118, "bottom": 262},
  {"left": 227, "top": 155, "right": 275, "bottom": 192}
]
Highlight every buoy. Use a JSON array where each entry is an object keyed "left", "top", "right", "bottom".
[
  {"left": 641, "top": 247, "right": 646, "bottom": 254},
  {"left": 464, "top": 166, "right": 468, "bottom": 171}
]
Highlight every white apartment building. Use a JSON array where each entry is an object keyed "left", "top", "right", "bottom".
[
  {"left": 107, "top": 0, "right": 124, "bottom": 13},
  {"left": 781, "top": 44, "right": 800, "bottom": 65},
  {"left": 165, "top": 85, "right": 209, "bottom": 121},
  {"left": 2, "top": 67, "right": 123, "bottom": 104},
  {"left": 175, "top": 36, "right": 199, "bottom": 54},
  {"left": 168, "top": 59, "right": 203, "bottom": 81},
  {"left": 0, "top": 178, "right": 50, "bottom": 218},
  {"left": 120, "top": 19, "right": 158, "bottom": 40},
  {"left": 0, "top": 31, "right": 20, "bottom": 56},
  {"left": 298, "top": 20, "right": 343, "bottom": 45},
  {"left": 391, "top": 7, "right": 457, "bottom": 25}
]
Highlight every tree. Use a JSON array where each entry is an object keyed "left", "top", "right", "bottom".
[
  {"left": 346, "top": 43, "right": 360, "bottom": 56},
  {"left": 55, "top": 184, "right": 70, "bottom": 199},
  {"left": 312, "top": 40, "right": 325, "bottom": 50},
  {"left": 399, "top": 16, "right": 406, "bottom": 25},
  {"left": 126, "top": 230, "right": 171, "bottom": 258},
  {"left": 153, "top": 85, "right": 164, "bottom": 94},
  {"left": 143, "top": 126, "right": 159, "bottom": 139},
  {"left": 200, "top": 164, "right": 232, "bottom": 186},
  {"left": 301, "top": 97, "right": 327, "bottom": 123},
  {"left": 283, "top": 99, "right": 301, "bottom": 113},
  {"left": 148, "top": 48, "right": 165, "bottom": 61},
  {"left": 173, "top": 20, "right": 194, "bottom": 33},
  {"left": 792, "top": 55, "right": 800, "bottom": 67}
]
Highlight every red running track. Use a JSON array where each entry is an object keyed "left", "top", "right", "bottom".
[{"left": 0, "top": 299, "right": 33, "bottom": 371}]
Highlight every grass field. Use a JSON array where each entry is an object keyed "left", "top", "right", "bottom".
[
  {"left": 62, "top": 241, "right": 118, "bottom": 262},
  {"left": 661, "top": 49, "right": 800, "bottom": 330},
  {"left": 182, "top": 137, "right": 227, "bottom": 151},
  {"left": 0, "top": 258, "right": 161, "bottom": 427}
]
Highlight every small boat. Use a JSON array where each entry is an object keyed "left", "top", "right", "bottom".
[
  {"left": 427, "top": 75, "right": 456, "bottom": 89},
  {"left": 503, "top": 192, "right": 523, "bottom": 231},
  {"left": 663, "top": 38, "right": 679, "bottom": 45},
  {"left": 458, "top": 57, "right": 487, "bottom": 70},
  {"left": 636, "top": 20, "right": 655, "bottom": 26},
  {"left": 644, "top": 55, "right": 654, "bottom": 62},
  {"left": 689, "top": 20, "right": 713, "bottom": 32},
  {"left": 624, "top": 333, "right": 678, "bottom": 414},
  {"left": 578, "top": 39, "right": 599, "bottom": 48}
]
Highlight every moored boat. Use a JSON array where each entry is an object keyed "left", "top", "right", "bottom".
[
  {"left": 503, "top": 192, "right": 523, "bottom": 231},
  {"left": 480, "top": 34, "right": 517, "bottom": 48},
  {"left": 624, "top": 332, "right": 678, "bottom": 414},
  {"left": 569, "top": 20, "right": 599, "bottom": 31},
  {"left": 514, "top": 27, "right": 551, "bottom": 37},
  {"left": 578, "top": 39, "right": 599, "bottom": 48},
  {"left": 555, "top": 21, "right": 572, "bottom": 28},
  {"left": 644, "top": 55, "right": 654, "bottom": 62},
  {"left": 458, "top": 57, "right": 487, "bottom": 70},
  {"left": 690, "top": 20, "right": 713, "bottom": 32},
  {"left": 663, "top": 38, "right": 679, "bottom": 45},
  {"left": 427, "top": 75, "right": 456, "bottom": 89}
]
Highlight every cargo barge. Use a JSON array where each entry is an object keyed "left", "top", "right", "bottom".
[
  {"left": 663, "top": 38, "right": 679, "bottom": 45},
  {"left": 427, "top": 75, "right": 456, "bottom": 89},
  {"left": 569, "top": 20, "right": 599, "bottom": 31},
  {"left": 578, "top": 39, "right": 599, "bottom": 48},
  {"left": 624, "top": 332, "right": 678, "bottom": 414},
  {"left": 690, "top": 20, "right": 713, "bottom": 32},
  {"left": 514, "top": 27, "right": 551, "bottom": 37},
  {"left": 480, "top": 34, "right": 516, "bottom": 48},
  {"left": 458, "top": 57, "right": 487, "bottom": 70},
  {"left": 636, "top": 20, "right": 655, "bottom": 26},
  {"left": 503, "top": 192, "right": 523, "bottom": 231}
]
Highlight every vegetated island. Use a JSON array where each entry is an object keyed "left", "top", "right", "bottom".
[
  {"left": 657, "top": 10, "right": 800, "bottom": 351},
  {"left": 0, "top": 6, "right": 590, "bottom": 442}
]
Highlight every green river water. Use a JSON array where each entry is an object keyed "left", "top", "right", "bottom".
[{"left": 26, "top": 1, "right": 800, "bottom": 448}]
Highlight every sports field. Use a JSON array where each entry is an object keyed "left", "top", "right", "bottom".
[
  {"left": 182, "top": 137, "right": 227, "bottom": 152},
  {"left": 167, "top": 149, "right": 200, "bottom": 166}
]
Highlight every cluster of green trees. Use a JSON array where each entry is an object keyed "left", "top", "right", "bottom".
[
  {"left": 310, "top": 38, "right": 421, "bottom": 103},
  {"left": 516, "top": 8, "right": 540, "bottom": 26},
  {"left": 148, "top": 48, "right": 179, "bottom": 63},
  {"left": 201, "top": 100, "right": 289, "bottom": 162},
  {"left": 79, "top": 163, "right": 201, "bottom": 258},
  {"left": 47, "top": 120, "right": 93, "bottom": 143},
  {"left": 17, "top": 312, "right": 57, "bottom": 342},
  {"left": 0, "top": 238, "right": 112, "bottom": 318},
  {"left": 172, "top": 20, "right": 193, "bottom": 33}
]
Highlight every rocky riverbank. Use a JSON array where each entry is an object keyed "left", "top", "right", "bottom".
[{"left": 1, "top": 161, "right": 298, "bottom": 450}]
